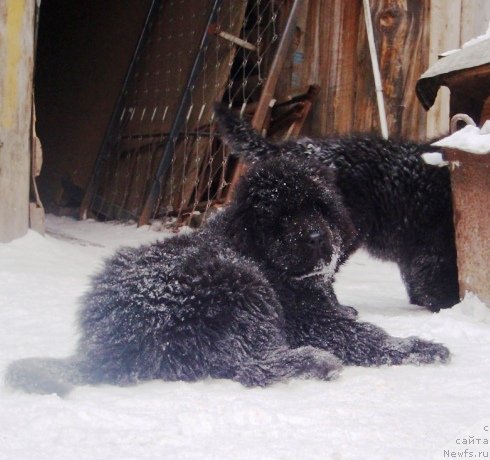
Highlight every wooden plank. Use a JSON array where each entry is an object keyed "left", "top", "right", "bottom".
[
  {"left": 353, "top": 8, "right": 378, "bottom": 136},
  {"left": 0, "top": 0, "right": 35, "bottom": 242},
  {"left": 426, "top": 0, "right": 462, "bottom": 138},
  {"left": 325, "top": 0, "right": 344, "bottom": 134},
  {"left": 303, "top": 0, "right": 361, "bottom": 136},
  {"left": 295, "top": 0, "right": 324, "bottom": 136},
  {"left": 332, "top": 0, "right": 362, "bottom": 135},
  {"left": 286, "top": 0, "right": 361, "bottom": 137},
  {"left": 398, "top": 1, "right": 431, "bottom": 139},
  {"left": 460, "top": 0, "right": 490, "bottom": 45},
  {"left": 30, "top": 104, "right": 46, "bottom": 236},
  {"left": 274, "top": 0, "right": 309, "bottom": 101},
  {"left": 354, "top": 0, "right": 430, "bottom": 140}
]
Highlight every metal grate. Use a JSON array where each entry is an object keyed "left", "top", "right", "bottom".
[{"left": 81, "top": 0, "right": 292, "bottom": 227}]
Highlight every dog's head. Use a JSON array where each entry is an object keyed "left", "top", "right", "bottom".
[{"left": 225, "top": 157, "right": 355, "bottom": 280}]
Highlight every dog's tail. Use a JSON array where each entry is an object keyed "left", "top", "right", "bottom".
[
  {"left": 213, "top": 103, "right": 279, "bottom": 162},
  {"left": 4, "top": 356, "right": 85, "bottom": 397}
]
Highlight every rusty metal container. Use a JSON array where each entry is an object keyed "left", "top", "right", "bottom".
[{"left": 444, "top": 149, "right": 490, "bottom": 306}]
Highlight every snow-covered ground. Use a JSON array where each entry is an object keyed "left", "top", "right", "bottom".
[{"left": 0, "top": 215, "right": 489, "bottom": 460}]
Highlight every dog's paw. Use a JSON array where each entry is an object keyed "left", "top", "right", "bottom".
[
  {"left": 300, "top": 346, "right": 343, "bottom": 381},
  {"left": 335, "top": 304, "right": 358, "bottom": 319},
  {"left": 391, "top": 337, "right": 450, "bottom": 365}
]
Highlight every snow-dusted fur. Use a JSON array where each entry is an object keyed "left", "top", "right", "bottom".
[
  {"left": 6, "top": 157, "right": 449, "bottom": 396},
  {"left": 214, "top": 104, "right": 459, "bottom": 311}
]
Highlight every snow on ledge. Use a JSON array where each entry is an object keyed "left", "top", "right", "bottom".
[
  {"left": 431, "top": 121, "right": 490, "bottom": 155},
  {"left": 421, "top": 152, "right": 448, "bottom": 167},
  {"left": 462, "top": 22, "right": 490, "bottom": 49},
  {"left": 440, "top": 21, "right": 490, "bottom": 54}
]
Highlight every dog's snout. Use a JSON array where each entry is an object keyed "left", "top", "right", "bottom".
[
  {"left": 307, "top": 230, "right": 331, "bottom": 259},
  {"left": 308, "top": 232, "right": 322, "bottom": 246}
]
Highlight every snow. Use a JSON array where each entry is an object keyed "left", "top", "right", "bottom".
[
  {"left": 1, "top": 215, "right": 489, "bottom": 460},
  {"left": 432, "top": 123, "right": 490, "bottom": 155},
  {"left": 421, "top": 151, "right": 448, "bottom": 167}
]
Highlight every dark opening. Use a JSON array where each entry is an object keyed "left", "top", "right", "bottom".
[{"left": 35, "top": 0, "right": 152, "bottom": 213}]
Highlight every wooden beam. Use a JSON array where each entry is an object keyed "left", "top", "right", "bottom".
[
  {"left": 0, "top": 0, "right": 35, "bottom": 242},
  {"left": 426, "top": 0, "right": 461, "bottom": 138}
]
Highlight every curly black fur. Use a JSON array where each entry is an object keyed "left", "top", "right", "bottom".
[
  {"left": 5, "top": 156, "right": 449, "bottom": 396},
  {"left": 214, "top": 104, "right": 459, "bottom": 311}
]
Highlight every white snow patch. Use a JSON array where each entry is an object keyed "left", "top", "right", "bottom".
[
  {"left": 421, "top": 152, "right": 448, "bottom": 167},
  {"left": 432, "top": 123, "right": 490, "bottom": 155},
  {"left": 0, "top": 216, "right": 489, "bottom": 460},
  {"left": 439, "top": 293, "right": 490, "bottom": 324}
]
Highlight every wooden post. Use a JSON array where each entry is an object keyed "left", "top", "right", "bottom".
[{"left": 0, "top": 0, "right": 36, "bottom": 242}]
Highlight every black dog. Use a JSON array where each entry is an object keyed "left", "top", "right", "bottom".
[
  {"left": 6, "top": 156, "right": 449, "bottom": 396},
  {"left": 214, "top": 104, "right": 459, "bottom": 311}
]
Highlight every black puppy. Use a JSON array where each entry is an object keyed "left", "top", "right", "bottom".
[
  {"left": 214, "top": 104, "right": 459, "bottom": 311},
  {"left": 6, "top": 156, "right": 449, "bottom": 396}
]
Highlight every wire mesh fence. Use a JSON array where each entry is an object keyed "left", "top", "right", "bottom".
[{"left": 81, "top": 0, "right": 293, "bottom": 228}]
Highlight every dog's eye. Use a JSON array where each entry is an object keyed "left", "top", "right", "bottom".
[{"left": 313, "top": 201, "right": 329, "bottom": 217}]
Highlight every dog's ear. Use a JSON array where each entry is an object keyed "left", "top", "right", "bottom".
[
  {"left": 231, "top": 167, "right": 281, "bottom": 226},
  {"left": 223, "top": 161, "right": 286, "bottom": 255},
  {"left": 231, "top": 157, "right": 335, "bottom": 222}
]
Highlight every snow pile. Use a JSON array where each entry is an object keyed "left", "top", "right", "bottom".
[
  {"left": 440, "top": 293, "right": 490, "bottom": 324},
  {"left": 0, "top": 216, "right": 489, "bottom": 460},
  {"left": 432, "top": 121, "right": 490, "bottom": 154}
]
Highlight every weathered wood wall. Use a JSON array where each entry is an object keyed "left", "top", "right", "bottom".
[
  {"left": 278, "top": 0, "right": 431, "bottom": 140},
  {"left": 0, "top": 0, "right": 35, "bottom": 243},
  {"left": 278, "top": 0, "right": 490, "bottom": 141}
]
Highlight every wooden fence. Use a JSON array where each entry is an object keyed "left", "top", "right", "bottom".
[{"left": 276, "top": 0, "right": 490, "bottom": 141}]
